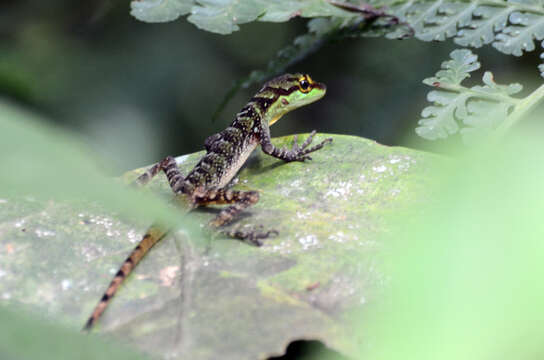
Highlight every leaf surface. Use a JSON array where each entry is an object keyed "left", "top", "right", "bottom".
[
  {"left": 416, "top": 49, "right": 522, "bottom": 142},
  {"left": 131, "top": 0, "right": 348, "bottom": 34},
  {"left": 0, "top": 130, "right": 441, "bottom": 359},
  {"left": 130, "top": 0, "right": 193, "bottom": 23}
]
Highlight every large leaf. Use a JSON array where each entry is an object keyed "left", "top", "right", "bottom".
[
  {"left": 0, "top": 131, "right": 440, "bottom": 359},
  {"left": 0, "top": 99, "right": 188, "bottom": 228},
  {"left": 129, "top": 0, "right": 544, "bottom": 79},
  {"left": 0, "top": 101, "right": 175, "bottom": 359},
  {"left": 131, "top": 0, "right": 349, "bottom": 34},
  {"left": 357, "top": 130, "right": 544, "bottom": 360},
  {"left": 390, "top": 0, "right": 544, "bottom": 78},
  {"left": 0, "top": 305, "right": 150, "bottom": 360},
  {"left": 130, "top": 0, "right": 193, "bottom": 23}
]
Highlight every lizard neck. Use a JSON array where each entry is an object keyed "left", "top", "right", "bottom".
[{"left": 182, "top": 73, "right": 326, "bottom": 194}]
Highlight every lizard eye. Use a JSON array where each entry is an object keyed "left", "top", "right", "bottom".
[{"left": 299, "top": 79, "right": 310, "bottom": 92}]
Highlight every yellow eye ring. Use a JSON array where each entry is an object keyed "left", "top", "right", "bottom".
[{"left": 299, "top": 79, "right": 311, "bottom": 93}]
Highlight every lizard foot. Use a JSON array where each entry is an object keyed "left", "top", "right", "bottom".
[
  {"left": 223, "top": 225, "right": 279, "bottom": 247},
  {"left": 290, "top": 131, "right": 333, "bottom": 161}
]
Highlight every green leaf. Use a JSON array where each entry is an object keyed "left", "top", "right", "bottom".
[
  {"left": 131, "top": 0, "right": 350, "bottom": 34},
  {"left": 539, "top": 40, "right": 544, "bottom": 76},
  {"left": 416, "top": 49, "right": 523, "bottom": 143},
  {"left": 130, "top": 0, "right": 193, "bottom": 23},
  {"left": 417, "top": 90, "right": 471, "bottom": 139},
  {"left": 455, "top": 5, "right": 511, "bottom": 47},
  {"left": 187, "top": 0, "right": 265, "bottom": 34},
  {"left": 358, "top": 131, "right": 544, "bottom": 360},
  {"left": 493, "top": 10, "right": 544, "bottom": 56},
  {"left": 0, "top": 305, "right": 150, "bottom": 360},
  {"left": 1, "top": 132, "right": 441, "bottom": 359},
  {"left": 128, "top": 0, "right": 544, "bottom": 78},
  {"left": 389, "top": 0, "right": 544, "bottom": 77},
  {"left": 417, "top": 1, "right": 479, "bottom": 42},
  {"left": 391, "top": 0, "right": 544, "bottom": 52},
  {"left": 459, "top": 100, "right": 510, "bottom": 144},
  {"left": 0, "top": 99, "right": 200, "bottom": 246},
  {"left": 425, "top": 48, "right": 481, "bottom": 85}
]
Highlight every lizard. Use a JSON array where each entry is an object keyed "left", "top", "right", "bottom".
[{"left": 83, "top": 73, "right": 332, "bottom": 331}]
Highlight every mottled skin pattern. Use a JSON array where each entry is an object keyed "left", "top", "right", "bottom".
[{"left": 83, "top": 73, "right": 332, "bottom": 331}]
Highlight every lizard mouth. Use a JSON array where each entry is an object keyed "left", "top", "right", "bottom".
[{"left": 312, "top": 81, "right": 327, "bottom": 92}]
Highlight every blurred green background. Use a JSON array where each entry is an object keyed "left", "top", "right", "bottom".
[{"left": 1, "top": 0, "right": 541, "bottom": 173}]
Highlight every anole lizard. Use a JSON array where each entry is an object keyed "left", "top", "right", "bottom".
[{"left": 83, "top": 73, "right": 331, "bottom": 331}]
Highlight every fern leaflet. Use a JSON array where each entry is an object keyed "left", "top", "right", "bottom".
[
  {"left": 389, "top": 0, "right": 544, "bottom": 76},
  {"left": 416, "top": 49, "right": 523, "bottom": 143}
]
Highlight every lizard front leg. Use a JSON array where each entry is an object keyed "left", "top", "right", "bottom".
[
  {"left": 261, "top": 130, "right": 332, "bottom": 162},
  {"left": 193, "top": 188, "right": 277, "bottom": 246}
]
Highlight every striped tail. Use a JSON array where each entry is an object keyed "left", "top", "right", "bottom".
[{"left": 83, "top": 224, "right": 168, "bottom": 331}]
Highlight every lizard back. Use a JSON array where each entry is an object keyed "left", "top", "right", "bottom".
[{"left": 182, "top": 81, "right": 285, "bottom": 190}]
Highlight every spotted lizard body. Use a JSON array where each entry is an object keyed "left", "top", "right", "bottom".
[{"left": 83, "top": 73, "right": 331, "bottom": 331}]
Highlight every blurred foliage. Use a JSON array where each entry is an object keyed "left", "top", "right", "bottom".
[
  {"left": 356, "top": 123, "right": 544, "bottom": 360},
  {"left": 0, "top": 99, "right": 199, "bottom": 233},
  {"left": 0, "top": 304, "right": 150, "bottom": 360},
  {"left": 130, "top": 0, "right": 349, "bottom": 34}
]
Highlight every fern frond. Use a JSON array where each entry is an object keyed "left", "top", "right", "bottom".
[
  {"left": 130, "top": 0, "right": 544, "bottom": 76},
  {"left": 390, "top": 0, "right": 544, "bottom": 75},
  {"left": 416, "top": 49, "right": 523, "bottom": 142}
]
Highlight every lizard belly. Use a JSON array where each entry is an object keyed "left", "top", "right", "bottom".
[{"left": 216, "top": 140, "right": 258, "bottom": 188}]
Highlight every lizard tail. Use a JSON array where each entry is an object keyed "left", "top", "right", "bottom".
[{"left": 83, "top": 224, "right": 168, "bottom": 331}]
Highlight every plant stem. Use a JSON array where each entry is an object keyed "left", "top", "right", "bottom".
[
  {"left": 435, "top": 82, "right": 520, "bottom": 105},
  {"left": 494, "top": 83, "right": 544, "bottom": 140}
]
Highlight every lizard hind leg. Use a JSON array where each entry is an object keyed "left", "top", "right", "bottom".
[
  {"left": 194, "top": 188, "right": 277, "bottom": 246},
  {"left": 222, "top": 225, "right": 278, "bottom": 247},
  {"left": 133, "top": 156, "right": 185, "bottom": 193}
]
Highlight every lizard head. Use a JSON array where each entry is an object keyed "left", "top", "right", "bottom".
[{"left": 260, "top": 73, "right": 326, "bottom": 126}]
